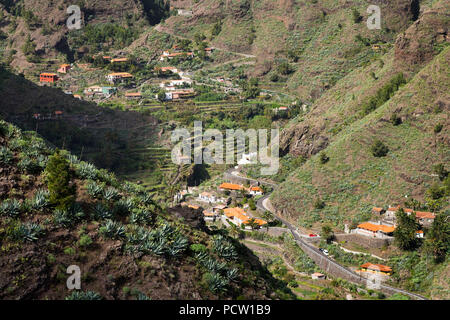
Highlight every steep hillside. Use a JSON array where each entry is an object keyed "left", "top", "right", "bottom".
[
  {"left": 0, "top": 120, "right": 292, "bottom": 299},
  {"left": 0, "top": 65, "right": 159, "bottom": 176},
  {"left": 271, "top": 46, "right": 449, "bottom": 229},
  {"left": 159, "top": 0, "right": 431, "bottom": 100},
  {"left": 0, "top": 0, "right": 169, "bottom": 72}
]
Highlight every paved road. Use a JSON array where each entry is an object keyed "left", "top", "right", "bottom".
[{"left": 225, "top": 168, "right": 427, "bottom": 300}]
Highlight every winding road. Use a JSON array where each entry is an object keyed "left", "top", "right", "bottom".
[{"left": 224, "top": 167, "right": 427, "bottom": 300}]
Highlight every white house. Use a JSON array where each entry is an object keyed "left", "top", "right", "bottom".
[
  {"left": 198, "top": 192, "right": 217, "bottom": 203},
  {"left": 249, "top": 186, "right": 263, "bottom": 196},
  {"left": 354, "top": 221, "right": 395, "bottom": 239}
]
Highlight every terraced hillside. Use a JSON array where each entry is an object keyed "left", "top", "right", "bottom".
[{"left": 159, "top": 0, "right": 432, "bottom": 100}]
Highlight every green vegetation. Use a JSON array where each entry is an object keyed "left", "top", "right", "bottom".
[
  {"left": 394, "top": 209, "right": 420, "bottom": 251},
  {"left": 45, "top": 150, "right": 76, "bottom": 210}
]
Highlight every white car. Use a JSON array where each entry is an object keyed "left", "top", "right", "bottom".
[{"left": 319, "top": 248, "right": 329, "bottom": 256}]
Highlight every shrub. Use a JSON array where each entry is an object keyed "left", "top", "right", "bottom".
[
  {"left": 361, "top": 73, "right": 406, "bottom": 115},
  {"left": 434, "top": 123, "right": 443, "bottom": 134},
  {"left": 313, "top": 198, "right": 325, "bottom": 210},
  {"left": 0, "top": 146, "right": 13, "bottom": 165},
  {"left": 190, "top": 243, "right": 207, "bottom": 253},
  {"left": 390, "top": 113, "right": 402, "bottom": 126},
  {"left": 319, "top": 152, "right": 329, "bottom": 164},
  {"left": 78, "top": 234, "right": 93, "bottom": 248},
  {"left": 352, "top": 8, "right": 362, "bottom": 23},
  {"left": 371, "top": 140, "right": 389, "bottom": 157}
]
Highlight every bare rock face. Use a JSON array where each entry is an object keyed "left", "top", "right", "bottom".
[
  {"left": 395, "top": 1, "right": 450, "bottom": 72},
  {"left": 280, "top": 122, "right": 329, "bottom": 158},
  {"left": 169, "top": 205, "right": 207, "bottom": 231}
]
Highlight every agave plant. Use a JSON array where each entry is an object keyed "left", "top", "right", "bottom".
[
  {"left": 99, "top": 220, "right": 126, "bottom": 239},
  {"left": 91, "top": 203, "right": 113, "bottom": 220},
  {"left": 13, "top": 222, "right": 45, "bottom": 242},
  {"left": 207, "top": 273, "right": 229, "bottom": 294},
  {"left": 53, "top": 204, "right": 84, "bottom": 228},
  {"left": 66, "top": 154, "right": 80, "bottom": 165},
  {"left": 31, "top": 189, "right": 50, "bottom": 211},
  {"left": 0, "top": 146, "right": 13, "bottom": 165},
  {"left": 86, "top": 181, "right": 104, "bottom": 199},
  {"left": 226, "top": 268, "right": 239, "bottom": 282},
  {"left": 126, "top": 226, "right": 151, "bottom": 244},
  {"left": 129, "top": 208, "right": 153, "bottom": 225},
  {"left": 213, "top": 235, "right": 238, "bottom": 261},
  {"left": 0, "top": 199, "right": 22, "bottom": 217},
  {"left": 167, "top": 233, "right": 189, "bottom": 257},
  {"left": 65, "top": 291, "right": 102, "bottom": 300},
  {"left": 136, "top": 292, "right": 151, "bottom": 300},
  {"left": 76, "top": 162, "right": 98, "bottom": 180},
  {"left": 103, "top": 187, "right": 120, "bottom": 202}
]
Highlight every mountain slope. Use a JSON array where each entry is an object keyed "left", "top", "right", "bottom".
[
  {"left": 0, "top": 119, "right": 292, "bottom": 300},
  {"left": 271, "top": 46, "right": 449, "bottom": 229}
]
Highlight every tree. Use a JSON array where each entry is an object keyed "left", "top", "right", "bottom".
[
  {"left": 321, "top": 224, "right": 334, "bottom": 244},
  {"left": 277, "top": 62, "right": 293, "bottom": 75},
  {"left": 246, "top": 218, "right": 260, "bottom": 230},
  {"left": 45, "top": 150, "right": 76, "bottom": 210},
  {"left": 425, "top": 213, "right": 449, "bottom": 262},
  {"left": 394, "top": 208, "right": 419, "bottom": 251},
  {"left": 433, "top": 163, "right": 448, "bottom": 181},
  {"left": 211, "top": 21, "right": 222, "bottom": 37},
  {"left": 157, "top": 89, "right": 166, "bottom": 102},
  {"left": 248, "top": 198, "right": 256, "bottom": 211},
  {"left": 371, "top": 140, "right": 389, "bottom": 157}
]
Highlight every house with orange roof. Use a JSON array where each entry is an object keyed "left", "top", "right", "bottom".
[
  {"left": 57, "top": 64, "right": 71, "bottom": 73},
  {"left": 223, "top": 207, "right": 267, "bottom": 229},
  {"left": 159, "top": 66, "right": 178, "bottom": 73},
  {"left": 219, "top": 183, "right": 245, "bottom": 192},
  {"left": 202, "top": 210, "right": 218, "bottom": 222},
  {"left": 372, "top": 207, "right": 385, "bottom": 216},
  {"left": 110, "top": 58, "right": 129, "bottom": 63},
  {"left": 355, "top": 222, "right": 395, "bottom": 239},
  {"left": 360, "top": 263, "right": 392, "bottom": 275},
  {"left": 385, "top": 206, "right": 435, "bottom": 226},
  {"left": 249, "top": 186, "right": 263, "bottom": 196},
  {"left": 243, "top": 218, "right": 267, "bottom": 229},
  {"left": 416, "top": 230, "right": 424, "bottom": 238},
  {"left": 125, "top": 92, "right": 142, "bottom": 99},
  {"left": 40, "top": 73, "right": 58, "bottom": 83},
  {"left": 224, "top": 207, "right": 249, "bottom": 225}
]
